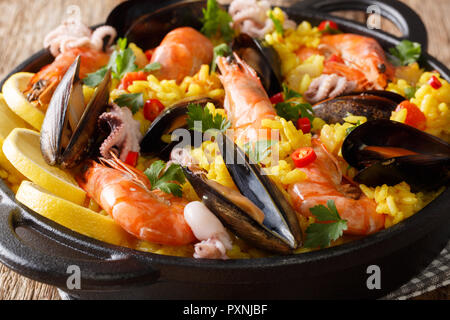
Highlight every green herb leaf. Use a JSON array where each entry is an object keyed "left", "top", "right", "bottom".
[
  {"left": 114, "top": 93, "right": 144, "bottom": 114},
  {"left": 269, "top": 11, "right": 284, "bottom": 35},
  {"left": 143, "top": 62, "right": 161, "bottom": 72},
  {"left": 186, "top": 103, "right": 231, "bottom": 133},
  {"left": 388, "top": 40, "right": 421, "bottom": 66},
  {"left": 201, "top": 0, "right": 234, "bottom": 42},
  {"left": 83, "top": 37, "right": 137, "bottom": 87},
  {"left": 243, "top": 140, "right": 277, "bottom": 163},
  {"left": 282, "top": 84, "right": 302, "bottom": 100},
  {"left": 211, "top": 43, "right": 231, "bottom": 73},
  {"left": 304, "top": 200, "right": 348, "bottom": 248},
  {"left": 275, "top": 101, "right": 314, "bottom": 122},
  {"left": 83, "top": 67, "right": 108, "bottom": 87},
  {"left": 345, "top": 120, "right": 361, "bottom": 137},
  {"left": 404, "top": 86, "right": 417, "bottom": 99},
  {"left": 144, "top": 160, "right": 186, "bottom": 197}
]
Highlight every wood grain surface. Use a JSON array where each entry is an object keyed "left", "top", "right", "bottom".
[{"left": 0, "top": 0, "right": 448, "bottom": 300}]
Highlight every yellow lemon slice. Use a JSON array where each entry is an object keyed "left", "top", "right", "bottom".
[
  {"left": 2, "top": 72, "right": 44, "bottom": 130},
  {"left": 16, "top": 181, "right": 134, "bottom": 248},
  {"left": 0, "top": 94, "right": 30, "bottom": 183},
  {"left": 2, "top": 128, "right": 86, "bottom": 205}
]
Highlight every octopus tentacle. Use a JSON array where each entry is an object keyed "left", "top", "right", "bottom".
[{"left": 98, "top": 104, "right": 143, "bottom": 161}]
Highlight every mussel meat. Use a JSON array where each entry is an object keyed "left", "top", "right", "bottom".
[
  {"left": 313, "top": 90, "right": 405, "bottom": 124},
  {"left": 40, "top": 56, "right": 111, "bottom": 168},
  {"left": 182, "top": 133, "right": 302, "bottom": 254},
  {"left": 342, "top": 119, "right": 450, "bottom": 191},
  {"left": 231, "top": 33, "right": 282, "bottom": 96},
  {"left": 140, "top": 97, "right": 221, "bottom": 160}
]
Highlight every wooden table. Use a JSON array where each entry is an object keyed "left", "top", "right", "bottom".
[{"left": 0, "top": 0, "right": 448, "bottom": 300}]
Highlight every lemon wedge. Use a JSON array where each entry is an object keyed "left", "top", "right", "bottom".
[
  {"left": 2, "top": 72, "right": 44, "bottom": 130},
  {"left": 2, "top": 128, "right": 86, "bottom": 205},
  {"left": 0, "top": 94, "right": 29, "bottom": 181},
  {"left": 16, "top": 181, "right": 135, "bottom": 247}
]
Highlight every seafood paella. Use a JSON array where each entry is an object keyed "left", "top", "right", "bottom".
[{"left": 0, "top": 0, "right": 449, "bottom": 260}]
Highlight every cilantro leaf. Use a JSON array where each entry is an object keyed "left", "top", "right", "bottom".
[
  {"left": 114, "top": 93, "right": 144, "bottom": 114},
  {"left": 304, "top": 200, "right": 348, "bottom": 248},
  {"left": 282, "top": 84, "right": 302, "bottom": 100},
  {"left": 186, "top": 103, "right": 230, "bottom": 133},
  {"left": 201, "top": 0, "right": 234, "bottom": 42},
  {"left": 83, "top": 67, "right": 108, "bottom": 87},
  {"left": 211, "top": 43, "right": 231, "bottom": 73},
  {"left": 269, "top": 11, "right": 284, "bottom": 35},
  {"left": 144, "top": 160, "right": 186, "bottom": 197},
  {"left": 143, "top": 62, "right": 161, "bottom": 72},
  {"left": 275, "top": 101, "right": 314, "bottom": 122},
  {"left": 388, "top": 40, "right": 421, "bottom": 66},
  {"left": 243, "top": 140, "right": 277, "bottom": 163}
]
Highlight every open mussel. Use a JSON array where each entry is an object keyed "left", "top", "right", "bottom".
[
  {"left": 231, "top": 33, "right": 282, "bottom": 96},
  {"left": 312, "top": 90, "right": 405, "bottom": 124},
  {"left": 40, "top": 56, "right": 111, "bottom": 168},
  {"left": 140, "top": 97, "right": 221, "bottom": 160},
  {"left": 182, "top": 133, "right": 302, "bottom": 254},
  {"left": 342, "top": 119, "right": 450, "bottom": 192}
]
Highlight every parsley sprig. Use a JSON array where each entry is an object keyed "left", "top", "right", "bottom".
[
  {"left": 144, "top": 160, "right": 186, "bottom": 197},
  {"left": 186, "top": 103, "right": 230, "bottom": 133},
  {"left": 388, "top": 40, "right": 421, "bottom": 66},
  {"left": 113, "top": 93, "right": 144, "bottom": 114},
  {"left": 304, "top": 200, "right": 348, "bottom": 248},
  {"left": 273, "top": 85, "right": 314, "bottom": 122},
  {"left": 201, "top": 0, "right": 234, "bottom": 42},
  {"left": 83, "top": 38, "right": 138, "bottom": 87},
  {"left": 275, "top": 101, "right": 314, "bottom": 122},
  {"left": 243, "top": 140, "right": 277, "bottom": 164}
]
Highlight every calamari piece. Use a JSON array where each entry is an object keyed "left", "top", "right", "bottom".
[{"left": 184, "top": 201, "right": 232, "bottom": 260}]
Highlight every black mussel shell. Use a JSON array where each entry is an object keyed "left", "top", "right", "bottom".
[
  {"left": 232, "top": 33, "right": 282, "bottom": 96},
  {"left": 313, "top": 91, "right": 403, "bottom": 124},
  {"left": 182, "top": 167, "right": 296, "bottom": 254},
  {"left": 342, "top": 119, "right": 450, "bottom": 191},
  {"left": 40, "top": 57, "right": 111, "bottom": 168},
  {"left": 140, "top": 97, "right": 220, "bottom": 160},
  {"left": 215, "top": 133, "right": 302, "bottom": 249}
]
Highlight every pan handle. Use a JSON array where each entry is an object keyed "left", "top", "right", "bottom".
[
  {"left": 0, "top": 189, "right": 160, "bottom": 291},
  {"left": 292, "top": 0, "right": 428, "bottom": 50}
]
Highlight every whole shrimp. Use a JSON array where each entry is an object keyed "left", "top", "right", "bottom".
[
  {"left": 288, "top": 139, "right": 385, "bottom": 235},
  {"left": 26, "top": 47, "right": 110, "bottom": 106},
  {"left": 77, "top": 156, "right": 196, "bottom": 246},
  {"left": 150, "top": 27, "right": 214, "bottom": 83},
  {"left": 216, "top": 53, "right": 276, "bottom": 142},
  {"left": 216, "top": 53, "right": 384, "bottom": 236},
  {"left": 320, "top": 34, "right": 394, "bottom": 90}
]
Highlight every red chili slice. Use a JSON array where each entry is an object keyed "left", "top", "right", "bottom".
[
  {"left": 143, "top": 99, "right": 165, "bottom": 121},
  {"left": 125, "top": 151, "right": 139, "bottom": 167},
  {"left": 297, "top": 117, "right": 311, "bottom": 133},
  {"left": 428, "top": 75, "right": 442, "bottom": 89},
  {"left": 270, "top": 92, "right": 284, "bottom": 104},
  {"left": 318, "top": 20, "right": 339, "bottom": 34},
  {"left": 395, "top": 101, "right": 426, "bottom": 130},
  {"left": 291, "top": 147, "right": 317, "bottom": 168},
  {"left": 144, "top": 49, "right": 154, "bottom": 61}
]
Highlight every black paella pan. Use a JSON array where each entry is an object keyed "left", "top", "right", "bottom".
[{"left": 0, "top": 0, "right": 448, "bottom": 300}]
